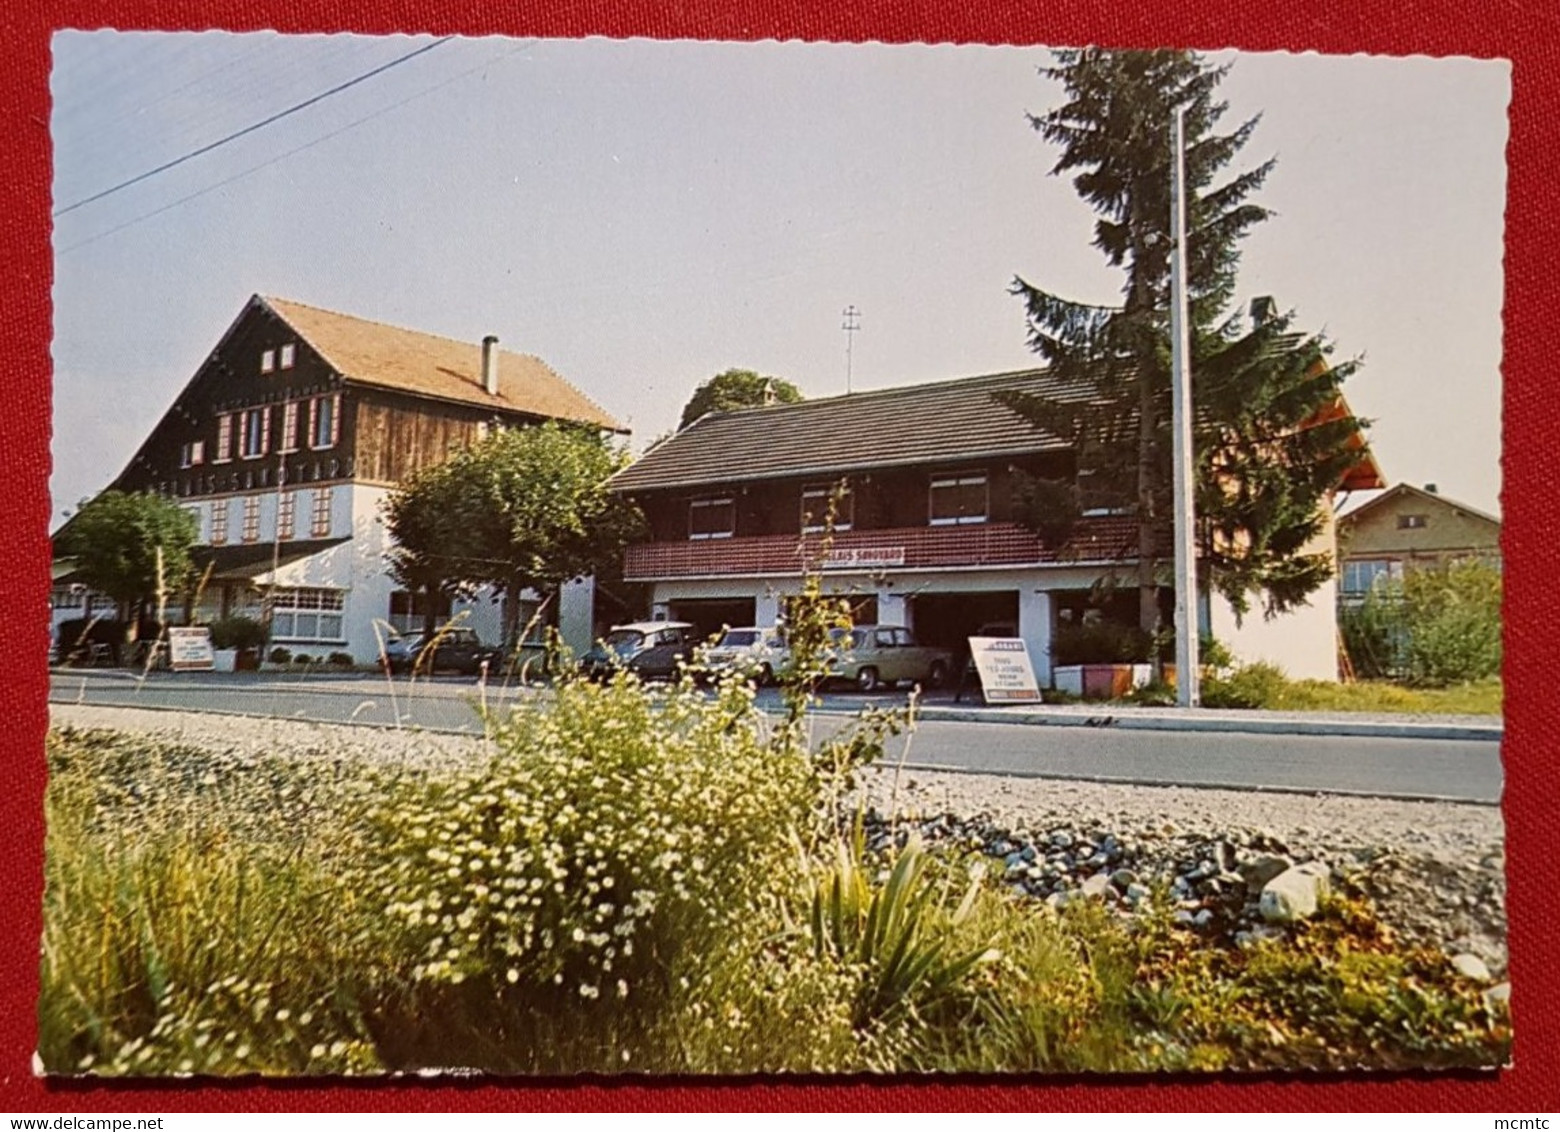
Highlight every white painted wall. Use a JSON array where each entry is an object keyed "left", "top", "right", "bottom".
[{"left": 1207, "top": 576, "right": 1340, "bottom": 681}]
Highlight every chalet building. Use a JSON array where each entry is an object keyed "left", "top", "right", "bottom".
[
  {"left": 55, "top": 294, "right": 621, "bottom": 662},
  {"left": 609, "top": 369, "right": 1381, "bottom": 684},
  {"left": 1335, "top": 482, "right": 1502, "bottom": 603}
]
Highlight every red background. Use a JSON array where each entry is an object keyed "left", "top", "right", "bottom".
[{"left": 3, "top": 0, "right": 1552, "bottom": 1113}]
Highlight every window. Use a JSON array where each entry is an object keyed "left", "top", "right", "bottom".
[
  {"left": 241, "top": 407, "right": 270, "bottom": 459},
  {"left": 185, "top": 505, "right": 203, "bottom": 542},
  {"left": 929, "top": 471, "right": 988, "bottom": 526},
  {"left": 214, "top": 414, "right": 234, "bottom": 463},
  {"left": 1340, "top": 558, "right": 1403, "bottom": 595},
  {"left": 261, "top": 349, "right": 276, "bottom": 374},
  {"left": 51, "top": 586, "right": 84, "bottom": 610},
  {"left": 689, "top": 496, "right": 735, "bottom": 540},
  {"left": 211, "top": 499, "right": 229, "bottom": 545},
  {"left": 311, "top": 487, "right": 333, "bottom": 537},
  {"left": 179, "top": 440, "right": 205, "bottom": 468},
  {"left": 240, "top": 496, "right": 260, "bottom": 543},
  {"left": 311, "top": 394, "right": 340, "bottom": 450},
  {"left": 280, "top": 401, "right": 300, "bottom": 452},
  {"left": 277, "top": 491, "right": 296, "bottom": 541},
  {"left": 269, "top": 587, "right": 345, "bottom": 642},
  {"left": 279, "top": 343, "right": 296, "bottom": 369},
  {"left": 801, "top": 482, "right": 853, "bottom": 533},
  {"left": 1398, "top": 514, "right": 1429, "bottom": 530}
]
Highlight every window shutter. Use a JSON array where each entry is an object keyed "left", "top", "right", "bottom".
[
  {"left": 330, "top": 394, "right": 341, "bottom": 446},
  {"left": 260, "top": 406, "right": 272, "bottom": 455}
]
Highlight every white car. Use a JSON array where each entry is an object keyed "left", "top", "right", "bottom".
[{"left": 701, "top": 626, "right": 790, "bottom": 685}]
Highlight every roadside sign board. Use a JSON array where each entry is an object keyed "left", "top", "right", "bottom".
[
  {"left": 168, "top": 626, "right": 216, "bottom": 672},
  {"left": 968, "top": 636, "right": 1041, "bottom": 704}
]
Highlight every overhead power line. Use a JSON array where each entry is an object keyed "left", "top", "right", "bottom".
[
  {"left": 57, "top": 41, "right": 532, "bottom": 257},
  {"left": 53, "top": 36, "right": 452, "bottom": 218}
]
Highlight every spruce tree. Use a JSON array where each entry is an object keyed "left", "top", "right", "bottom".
[{"left": 999, "top": 47, "right": 1368, "bottom": 633}]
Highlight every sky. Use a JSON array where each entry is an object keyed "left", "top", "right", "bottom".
[{"left": 49, "top": 34, "right": 1510, "bottom": 526}]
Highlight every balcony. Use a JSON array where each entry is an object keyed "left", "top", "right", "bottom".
[{"left": 622, "top": 518, "right": 1138, "bottom": 582}]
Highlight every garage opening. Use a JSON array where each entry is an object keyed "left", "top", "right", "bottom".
[
  {"left": 910, "top": 590, "right": 1020, "bottom": 655},
  {"left": 667, "top": 597, "right": 758, "bottom": 643}
]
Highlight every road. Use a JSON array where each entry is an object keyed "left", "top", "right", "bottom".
[{"left": 47, "top": 670, "right": 1503, "bottom": 804}]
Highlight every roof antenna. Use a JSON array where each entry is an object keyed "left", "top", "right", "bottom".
[{"left": 841, "top": 305, "right": 861, "bottom": 394}]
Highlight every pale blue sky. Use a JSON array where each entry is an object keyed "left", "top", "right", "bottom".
[{"left": 50, "top": 34, "right": 1509, "bottom": 524}]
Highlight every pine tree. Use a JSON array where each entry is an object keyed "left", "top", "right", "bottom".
[{"left": 999, "top": 48, "right": 1368, "bottom": 632}]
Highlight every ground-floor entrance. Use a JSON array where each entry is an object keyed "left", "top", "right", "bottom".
[
  {"left": 667, "top": 597, "right": 758, "bottom": 642},
  {"left": 909, "top": 590, "right": 1021, "bottom": 656}
]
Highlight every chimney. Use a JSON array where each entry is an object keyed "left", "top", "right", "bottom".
[
  {"left": 481, "top": 335, "right": 500, "bottom": 396},
  {"left": 1424, "top": 483, "right": 1439, "bottom": 494},
  {"left": 1250, "top": 296, "right": 1277, "bottom": 327}
]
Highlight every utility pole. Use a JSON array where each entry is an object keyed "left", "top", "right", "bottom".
[
  {"left": 841, "top": 305, "right": 861, "bottom": 394},
  {"left": 1169, "top": 104, "right": 1201, "bottom": 708}
]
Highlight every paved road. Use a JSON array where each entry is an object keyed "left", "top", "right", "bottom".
[{"left": 47, "top": 670, "right": 1503, "bottom": 804}]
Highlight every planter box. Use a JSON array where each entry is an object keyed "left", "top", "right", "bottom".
[
  {"left": 1053, "top": 663, "right": 1153, "bottom": 700},
  {"left": 212, "top": 648, "right": 237, "bottom": 673},
  {"left": 234, "top": 648, "right": 261, "bottom": 672}
]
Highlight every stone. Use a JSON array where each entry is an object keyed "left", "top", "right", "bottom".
[
  {"left": 1258, "top": 863, "right": 1331, "bottom": 924},
  {"left": 1109, "top": 867, "right": 1138, "bottom": 889},
  {"left": 1125, "top": 883, "right": 1152, "bottom": 904},
  {"left": 1172, "top": 910, "right": 1197, "bottom": 927},
  {"left": 1240, "top": 854, "right": 1295, "bottom": 894},
  {"left": 1450, "top": 953, "right": 1492, "bottom": 982},
  {"left": 1484, "top": 982, "right": 1512, "bottom": 1007},
  {"left": 1051, "top": 831, "right": 1074, "bottom": 849},
  {"left": 1193, "top": 909, "right": 1215, "bottom": 927},
  {"left": 1080, "top": 873, "right": 1112, "bottom": 899}
]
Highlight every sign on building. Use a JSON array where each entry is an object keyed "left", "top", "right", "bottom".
[
  {"left": 168, "top": 626, "right": 216, "bottom": 672},
  {"left": 821, "top": 546, "right": 906, "bottom": 570},
  {"left": 967, "top": 636, "right": 1041, "bottom": 704}
]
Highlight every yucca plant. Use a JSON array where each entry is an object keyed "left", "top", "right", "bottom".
[{"left": 809, "top": 824, "right": 995, "bottom": 1030}]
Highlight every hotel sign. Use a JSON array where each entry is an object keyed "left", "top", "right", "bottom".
[{"left": 820, "top": 546, "right": 906, "bottom": 570}]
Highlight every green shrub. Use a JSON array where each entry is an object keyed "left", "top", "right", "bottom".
[
  {"left": 208, "top": 616, "right": 267, "bottom": 651},
  {"left": 1340, "top": 560, "right": 1500, "bottom": 687},
  {"left": 1401, "top": 561, "right": 1501, "bottom": 686},
  {"left": 1051, "top": 619, "right": 1153, "bottom": 666},
  {"left": 1202, "top": 661, "right": 1291, "bottom": 709},
  {"left": 269, "top": 646, "right": 293, "bottom": 664},
  {"left": 329, "top": 651, "right": 354, "bottom": 667},
  {"left": 292, "top": 653, "right": 315, "bottom": 666},
  {"left": 349, "top": 673, "right": 861, "bottom": 1071}
]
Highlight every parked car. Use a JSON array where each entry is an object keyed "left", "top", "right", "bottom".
[
  {"left": 825, "top": 625, "right": 954, "bottom": 692},
  {"left": 579, "top": 621, "right": 697, "bottom": 682},
  {"left": 382, "top": 627, "right": 507, "bottom": 676},
  {"left": 701, "top": 626, "right": 790, "bottom": 684}
]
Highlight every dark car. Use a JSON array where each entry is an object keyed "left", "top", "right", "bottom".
[
  {"left": 579, "top": 621, "right": 697, "bottom": 682},
  {"left": 383, "top": 628, "right": 507, "bottom": 676}
]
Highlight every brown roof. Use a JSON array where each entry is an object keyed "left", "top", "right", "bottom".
[
  {"left": 610, "top": 368, "right": 1093, "bottom": 493},
  {"left": 260, "top": 296, "right": 622, "bottom": 432},
  {"left": 1337, "top": 482, "right": 1502, "bottom": 532}
]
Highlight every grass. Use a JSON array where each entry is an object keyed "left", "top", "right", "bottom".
[
  {"left": 1230, "top": 676, "right": 1502, "bottom": 716},
  {"left": 39, "top": 686, "right": 1511, "bottom": 1077}
]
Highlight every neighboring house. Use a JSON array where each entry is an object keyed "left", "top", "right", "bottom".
[
  {"left": 1335, "top": 482, "right": 1502, "bottom": 603},
  {"left": 608, "top": 368, "right": 1381, "bottom": 684},
  {"left": 52, "top": 294, "right": 622, "bottom": 662}
]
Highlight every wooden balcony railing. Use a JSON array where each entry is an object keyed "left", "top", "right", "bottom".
[{"left": 622, "top": 518, "right": 1137, "bottom": 581}]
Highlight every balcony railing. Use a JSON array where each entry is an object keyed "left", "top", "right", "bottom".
[{"left": 623, "top": 519, "right": 1137, "bottom": 582}]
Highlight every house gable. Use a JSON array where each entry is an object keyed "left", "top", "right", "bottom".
[{"left": 1337, "top": 483, "right": 1501, "bottom": 562}]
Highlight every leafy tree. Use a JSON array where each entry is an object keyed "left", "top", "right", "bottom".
[
  {"left": 998, "top": 48, "right": 1368, "bottom": 634},
  {"left": 53, "top": 490, "right": 199, "bottom": 625},
  {"left": 678, "top": 368, "right": 802, "bottom": 430},
  {"left": 383, "top": 422, "right": 645, "bottom": 647},
  {"left": 382, "top": 459, "right": 477, "bottom": 640}
]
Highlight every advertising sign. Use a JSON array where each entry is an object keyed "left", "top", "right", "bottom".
[
  {"left": 967, "top": 636, "right": 1041, "bottom": 704},
  {"left": 168, "top": 626, "right": 216, "bottom": 672}
]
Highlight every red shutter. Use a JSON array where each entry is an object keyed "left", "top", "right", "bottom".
[
  {"left": 330, "top": 394, "right": 341, "bottom": 446},
  {"left": 260, "top": 407, "right": 272, "bottom": 455}
]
